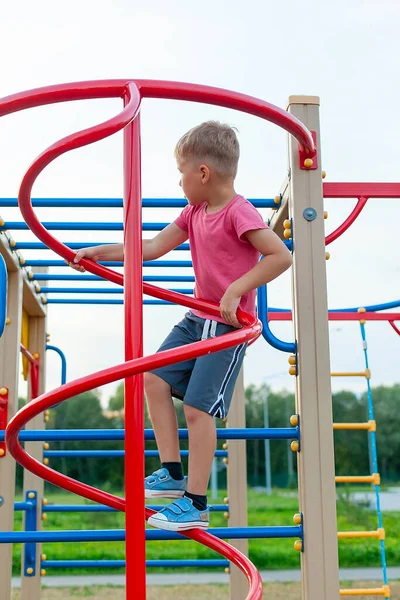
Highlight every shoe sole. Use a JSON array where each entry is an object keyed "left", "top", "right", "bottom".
[
  {"left": 145, "top": 489, "right": 185, "bottom": 499},
  {"left": 147, "top": 516, "right": 209, "bottom": 531}
]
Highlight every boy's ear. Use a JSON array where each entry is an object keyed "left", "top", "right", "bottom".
[{"left": 199, "top": 164, "right": 210, "bottom": 184}]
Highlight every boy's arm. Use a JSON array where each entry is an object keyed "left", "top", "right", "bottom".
[
  {"left": 69, "top": 223, "right": 188, "bottom": 272},
  {"left": 220, "top": 229, "right": 293, "bottom": 327}
]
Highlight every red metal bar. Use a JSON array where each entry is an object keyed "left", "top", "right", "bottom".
[
  {"left": 20, "top": 343, "right": 39, "bottom": 365},
  {"left": 323, "top": 182, "right": 400, "bottom": 198},
  {"left": 325, "top": 197, "right": 368, "bottom": 246},
  {"left": 0, "top": 387, "right": 8, "bottom": 457},
  {"left": 268, "top": 312, "right": 400, "bottom": 321},
  {"left": 123, "top": 93, "right": 145, "bottom": 598},
  {"left": 0, "top": 80, "right": 315, "bottom": 156},
  {"left": 389, "top": 321, "right": 400, "bottom": 336}
]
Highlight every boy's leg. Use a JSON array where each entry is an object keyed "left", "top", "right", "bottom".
[
  {"left": 145, "top": 372, "right": 180, "bottom": 463},
  {"left": 184, "top": 405, "right": 216, "bottom": 496}
]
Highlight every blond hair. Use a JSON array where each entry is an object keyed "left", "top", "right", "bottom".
[{"left": 174, "top": 121, "right": 240, "bottom": 178}]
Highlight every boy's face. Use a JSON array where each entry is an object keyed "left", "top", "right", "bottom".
[{"left": 177, "top": 159, "right": 209, "bottom": 205}]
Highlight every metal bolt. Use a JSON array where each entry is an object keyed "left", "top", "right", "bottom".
[
  {"left": 0, "top": 496, "right": 4, "bottom": 506},
  {"left": 303, "top": 207, "right": 317, "bottom": 221}
]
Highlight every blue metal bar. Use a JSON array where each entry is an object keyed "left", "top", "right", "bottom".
[
  {"left": 46, "top": 345, "right": 67, "bottom": 385},
  {"left": 38, "top": 504, "right": 227, "bottom": 513},
  {"left": 0, "top": 525, "right": 302, "bottom": 543},
  {"left": 0, "top": 197, "right": 275, "bottom": 209},
  {"left": 40, "top": 287, "right": 194, "bottom": 295},
  {"left": 23, "top": 260, "right": 193, "bottom": 268},
  {"left": 43, "top": 449, "right": 228, "bottom": 458},
  {"left": 359, "top": 321, "right": 388, "bottom": 588},
  {"left": 32, "top": 274, "right": 196, "bottom": 282},
  {"left": 257, "top": 284, "right": 296, "bottom": 353},
  {"left": 12, "top": 242, "right": 191, "bottom": 252},
  {"left": 23, "top": 491, "right": 37, "bottom": 576},
  {"left": 45, "top": 300, "right": 180, "bottom": 305},
  {"left": 14, "top": 501, "right": 34, "bottom": 511},
  {"left": 0, "top": 254, "right": 6, "bottom": 337},
  {"left": 0, "top": 427, "right": 299, "bottom": 442},
  {"left": 1, "top": 222, "right": 169, "bottom": 231},
  {"left": 42, "top": 559, "right": 229, "bottom": 568}
]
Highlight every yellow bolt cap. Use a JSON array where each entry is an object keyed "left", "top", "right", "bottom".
[
  {"left": 283, "top": 229, "right": 292, "bottom": 240},
  {"left": 43, "top": 443, "right": 50, "bottom": 450},
  {"left": 6, "top": 317, "right": 11, "bottom": 325},
  {"left": 304, "top": 158, "right": 313, "bottom": 168},
  {"left": 293, "top": 513, "right": 302, "bottom": 525},
  {"left": 324, "top": 210, "right": 328, "bottom": 219},
  {"left": 28, "top": 492, "right": 35, "bottom": 499},
  {"left": 0, "top": 448, "right": 5, "bottom": 457},
  {"left": 291, "top": 441, "right": 299, "bottom": 452},
  {"left": 289, "top": 366, "right": 297, "bottom": 376},
  {"left": 42, "top": 513, "right": 47, "bottom": 521},
  {"left": 26, "top": 567, "right": 34, "bottom": 575},
  {"left": 225, "top": 567, "right": 230, "bottom": 574},
  {"left": 224, "top": 497, "right": 229, "bottom": 504},
  {"left": 41, "top": 553, "right": 47, "bottom": 561},
  {"left": 0, "top": 387, "right": 8, "bottom": 396},
  {"left": 325, "top": 252, "right": 330, "bottom": 260},
  {"left": 288, "top": 355, "right": 296, "bottom": 366},
  {"left": 10, "top": 239, "right": 16, "bottom": 247},
  {"left": 44, "top": 416, "right": 49, "bottom": 423},
  {"left": 224, "top": 512, "right": 229, "bottom": 519},
  {"left": 19, "top": 258, "right": 26, "bottom": 265},
  {"left": 223, "top": 458, "right": 228, "bottom": 464},
  {"left": 43, "top": 458, "right": 49, "bottom": 466},
  {"left": 274, "top": 195, "right": 281, "bottom": 204},
  {"left": 33, "top": 353, "right": 40, "bottom": 359},
  {"left": 43, "top": 498, "right": 48, "bottom": 505},
  {"left": 222, "top": 443, "right": 228, "bottom": 450},
  {"left": 283, "top": 219, "right": 291, "bottom": 229},
  {"left": 322, "top": 170, "right": 327, "bottom": 179},
  {"left": 290, "top": 415, "right": 299, "bottom": 427},
  {"left": 294, "top": 539, "right": 303, "bottom": 551},
  {"left": 41, "top": 569, "right": 46, "bottom": 576},
  {"left": 357, "top": 307, "right": 366, "bottom": 313},
  {"left": 28, "top": 272, "right": 34, "bottom": 279}
]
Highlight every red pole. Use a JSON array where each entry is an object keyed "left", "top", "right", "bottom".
[{"left": 123, "top": 107, "right": 145, "bottom": 598}]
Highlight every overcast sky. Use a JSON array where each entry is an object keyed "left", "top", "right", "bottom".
[{"left": 1, "top": 0, "right": 399, "bottom": 406}]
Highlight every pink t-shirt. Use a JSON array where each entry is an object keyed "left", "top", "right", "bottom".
[{"left": 175, "top": 194, "right": 268, "bottom": 323}]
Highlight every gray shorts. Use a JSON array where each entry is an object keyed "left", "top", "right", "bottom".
[{"left": 150, "top": 312, "right": 246, "bottom": 420}]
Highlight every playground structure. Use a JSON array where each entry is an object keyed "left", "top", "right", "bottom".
[{"left": 0, "top": 80, "right": 399, "bottom": 600}]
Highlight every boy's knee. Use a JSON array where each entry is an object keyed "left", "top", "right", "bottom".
[
  {"left": 144, "top": 372, "right": 168, "bottom": 394},
  {"left": 184, "top": 404, "right": 210, "bottom": 424}
]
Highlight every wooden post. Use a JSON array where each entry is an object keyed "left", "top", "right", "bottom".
[
  {"left": 0, "top": 264, "right": 23, "bottom": 600},
  {"left": 287, "top": 96, "right": 340, "bottom": 599},
  {"left": 21, "top": 306, "right": 47, "bottom": 600},
  {"left": 227, "top": 368, "right": 249, "bottom": 600}
]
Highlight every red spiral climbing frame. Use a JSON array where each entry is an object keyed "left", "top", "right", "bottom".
[{"left": 2, "top": 79, "right": 317, "bottom": 599}]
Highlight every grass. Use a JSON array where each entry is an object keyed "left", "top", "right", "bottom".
[
  {"left": 11, "top": 488, "right": 399, "bottom": 576},
  {"left": 10, "top": 582, "right": 400, "bottom": 600}
]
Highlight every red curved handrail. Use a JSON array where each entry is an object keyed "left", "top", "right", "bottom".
[
  {"left": 0, "top": 79, "right": 316, "bottom": 155},
  {"left": 389, "top": 321, "right": 400, "bottom": 336},
  {"left": 325, "top": 197, "right": 368, "bottom": 246},
  {"left": 0, "top": 79, "right": 284, "bottom": 599}
]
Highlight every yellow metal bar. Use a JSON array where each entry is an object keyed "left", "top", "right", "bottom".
[
  {"left": 338, "top": 528, "right": 385, "bottom": 540},
  {"left": 331, "top": 368, "right": 371, "bottom": 379},
  {"left": 335, "top": 473, "right": 380, "bottom": 485},
  {"left": 340, "top": 585, "right": 390, "bottom": 596},
  {"left": 333, "top": 420, "right": 376, "bottom": 431}
]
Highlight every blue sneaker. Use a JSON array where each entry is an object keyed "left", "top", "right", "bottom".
[
  {"left": 145, "top": 467, "right": 187, "bottom": 499},
  {"left": 147, "top": 496, "right": 209, "bottom": 531}
]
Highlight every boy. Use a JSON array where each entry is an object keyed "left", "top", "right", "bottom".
[{"left": 69, "top": 121, "right": 292, "bottom": 531}]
